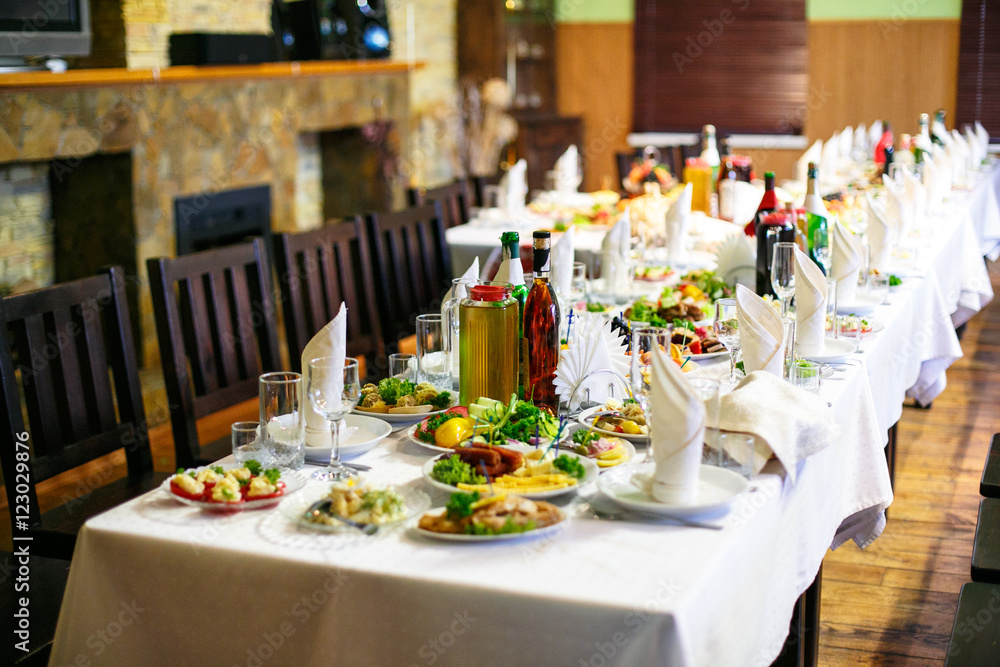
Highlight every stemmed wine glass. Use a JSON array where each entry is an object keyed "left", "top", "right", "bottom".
[
  {"left": 630, "top": 326, "right": 672, "bottom": 462},
  {"left": 771, "top": 242, "right": 796, "bottom": 320},
  {"left": 307, "top": 356, "right": 361, "bottom": 481},
  {"left": 812, "top": 228, "right": 832, "bottom": 277},
  {"left": 713, "top": 298, "right": 741, "bottom": 384}
]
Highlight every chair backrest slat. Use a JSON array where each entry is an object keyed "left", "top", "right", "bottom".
[
  {"left": 227, "top": 265, "right": 263, "bottom": 382},
  {"left": 205, "top": 269, "right": 240, "bottom": 387},
  {"left": 77, "top": 301, "right": 117, "bottom": 433},
  {"left": 50, "top": 307, "right": 91, "bottom": 443},
  {"left": 408, "top": 180, "right": 473, "bottom": 229},
  {"left": 14, "top": 314, "right": 62, "bottom": 457},
  {"left": 179, "top": 274, "right": 219, "bottom": 396}
]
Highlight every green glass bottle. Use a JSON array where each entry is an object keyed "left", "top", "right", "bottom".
[
  {"left": 495, "top": 231, "right": 529, "bottom": 398},
  {"left": 803, "top": 162, "right": 828, "bottom": 267}
]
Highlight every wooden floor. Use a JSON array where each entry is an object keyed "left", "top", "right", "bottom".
[
  {"left": 1, "top": 269, "right": 997, "bottom": 664},
  {"left": 819, "top": 260, "right": 1000, "bottom": 665}
]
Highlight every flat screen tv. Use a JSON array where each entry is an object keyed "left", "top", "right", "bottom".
[{"left": 0, "top": 0, "right": 91, "bottom": 68}]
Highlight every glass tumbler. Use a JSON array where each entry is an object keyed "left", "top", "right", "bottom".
[
  {"left": 259, "top": 372, "right": 305, "bottom": 469},
  {"left": 415, "top": 314, "right": 452, "bottom": 390},
  {"left": 232, "top": 421, "right": 265, "bottom": 467}
]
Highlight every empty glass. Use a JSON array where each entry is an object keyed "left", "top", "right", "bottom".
[
  {"left": 307, "top": 357, "right": 362, "bottom": 481},
  {"left": 782, "top": 319, "right": 796, "bottom": 381},
  {"left": 259, "top": 372, "right": 305, "bottom": 469},
  {"left": 443, "top": 278, "right": 468, "bottom": 377},
  {"left": 415, "top": 314, "right": 452, "bottom": 390},
  {"left": 790, "top": 360, "right": 822, "bottom": 394},
  {"left": 388, "top": 353, "right": 416, "bottom": 382},
  {"left": 812, "top": 228, "right": 831, "bottom": 276},
  {"left": 713, "top": 298, "right": 741, "bottom": 383},
  {"left": 232, "top": 421, "right": 265, "bottom": 466},
  {"left": 839, "top": 314, "right": 863, "bottom": 353},
  {"left": 630, "top": 326, "right": 672, "bottom": 462},
  {"left": 718, "top": 432, "right": 755, "bottom": 479},
  {"left": 687, "top": 377, "right": 721, "bottom": 464},
  {"left": 770, "top": 242, "right": 796, "bottom": 320},
  {"left": 825, "top": 278, "right": 838, "bottom": 339},
  {"left": 569, "top": 262, "right": 588, "bottom": 303},
  {"left": 869, "top": 273, "right": 890, "bottom": 305}
]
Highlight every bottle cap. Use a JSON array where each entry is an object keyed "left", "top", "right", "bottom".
[
  {"left": 469, "top": 284, "right": 509, "bottom": 302},
  {"left": 532, "top": 231, "right": 550, "bottom": 239}
]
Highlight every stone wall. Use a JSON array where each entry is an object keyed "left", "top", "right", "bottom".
[{"left": 0, "top": 164, "right": 53, "bottom": 295}]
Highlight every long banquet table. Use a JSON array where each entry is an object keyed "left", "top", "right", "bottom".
[{"left": 48, "top": 167, "right": 998, "bottom": 667}]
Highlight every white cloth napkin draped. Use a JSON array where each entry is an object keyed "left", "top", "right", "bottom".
[
  {"left": 601, "top": 209, "right": 632, "bottom": 295},
  {"left": 793, "top": 247, "right": 827, "bottom": 356},
  {"left": 550, "top": 224, "right": 575, "bottom": 297},
  {"left": 796, "top": 139, "right": 822, "bottom": 184},
  {"left": 665, "top": 183, "right": 692, "bottom": 262},
  {"left": 866, "top": 194, "right": 893, "bottom": 273},
  {"left": 301, "top": 303, "right": 354, "bottom": 448},
  {"left": 647, "top": 345, "right": 705, "bottom": 504},
  {"left": 735, "top": 284, "right": 785, "bottom": 376},
  {"left": 831, "top": 220, "right": 861, "bottom": 305},
  {"left": 555, "top": 145, "right": 579, "bottom": 198},
  {"left": 715, "top": 371, "right": 837, "bottom": 483}
]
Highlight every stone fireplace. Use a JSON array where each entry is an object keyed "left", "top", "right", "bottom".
[{"left": 0, "top": 63, "right": 413, "bottom": 367}]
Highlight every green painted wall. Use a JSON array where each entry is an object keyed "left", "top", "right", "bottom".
[{"left": 553, "top": 0, "right": 961, "bottom": 23}]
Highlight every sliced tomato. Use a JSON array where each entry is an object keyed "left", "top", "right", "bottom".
[
  {"left": 170, "top": 480, "right": 207, "bottom": 502},
  {"left": 689, "top": 340, "right": 702, "bottom": 355}
]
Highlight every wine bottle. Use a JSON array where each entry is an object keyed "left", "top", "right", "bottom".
[
  {"left": 749, "top": 171, "right": 779, "bottom": 236},
  {"left": 755, "top": 208, "right": 796, "bottom": 298},
  {"left": 932, "top": 109, "right": 947, "bottom": 146},
  {"left": 717, "top": 156, "right": 738, "bottom": 222},
  {"left": 496, "top": 232, "right": 528, "bottom": 398},
  {"left": 523, "top": 231, "right": 561, "bottom": 411},
  {"left": 803, "top": 162, "right": 828, "bottom": 261},
  {"left": 914, "top": 113, "right": 932, "bottom": 164},
  {"left": 700, "top": 124, "right": 721, "bottom": 181},
  {"left": 874, "top": 121, "right": 894, "bottom": 166}
]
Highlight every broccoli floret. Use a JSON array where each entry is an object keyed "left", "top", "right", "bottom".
[{"left": 378, "top": 377, "right": 416, "bottom": 404}]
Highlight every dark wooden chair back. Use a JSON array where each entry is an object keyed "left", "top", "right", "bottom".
[
  {"left": 273, "top": 219, "right": 385, "bottom": 377},
  {"left": 0, "top": 267, "right": 153, "bottom": 555},
  {"left": 407, "top": 180, "right": 473, "bottom": 229},
  {"left": 147, "top": 238, "right": 281, "bottom": 467},
  {"left": 366, "top": 202, "right": 451, "bottom": 345}
]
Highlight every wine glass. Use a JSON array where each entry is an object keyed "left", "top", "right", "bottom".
[
  {"left": 714, "top": 298, "right": 741, "bottom": 383},
  {"left": 770, "top": 242, "right": 796, "bottom": 320},
  {"left": 812, "top": 227, "right": 832, "bottom": 276},
  {"left": 307, "top": 356, "right": 361, "bottom": 481},
  {"left": 630, "top": 326, "right": 672, "bottom": 462}
]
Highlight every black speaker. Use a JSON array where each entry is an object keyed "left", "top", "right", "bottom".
[
  {"left": 279, "top": 0, "right": 391, "bottom": 61},
  {"left": 168, "top": 33, "right": 276, "bottom": 66}
]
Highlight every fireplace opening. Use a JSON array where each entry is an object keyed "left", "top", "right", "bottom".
[{"left": 174, "top": 185, "right": 273, "bottom": 256}]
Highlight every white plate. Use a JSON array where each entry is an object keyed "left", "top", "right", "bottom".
[
  {"left": 597, "top": 463, "right": 748, "bottom": 518},
  {"left": 798, "top": 337, "right": 857, "bottom": 362},
  {"left": 406, "top": 422, "right": 457, "bottom": 454},
  {"left": 281, "top": 485, "right": 430, "bottom": 533},
  {"left": 304, "top": 414, "right": 393, "bottom": 463},
  {"left": 161, "top": 466, "right": 307, "bottom": 512},
  {"left": 413, "top": 508, "right": 568, "bottom": 542},
  {"left": 352, "top": 402, "right": 456, "bottom": 424},
  {"left": 564, "top": 428, "right": 637, "bottom": 469},
  {"left": 836, "top": 293, "right": 883, "bottom": 315},
  {"left": 576, "top": 406, "right": 649, "bottom": 444},
  {"left": 688, "top": 349, "right": 728, "bottom": 360},
  {"left": 421, "top": 443, "right": 599, "bottom": 500}
]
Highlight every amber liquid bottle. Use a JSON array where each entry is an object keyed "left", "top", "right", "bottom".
[{"left": 523, "top": 231, "right": 561, "bottom": 411}]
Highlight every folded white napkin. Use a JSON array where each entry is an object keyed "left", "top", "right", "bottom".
[
  {"left": 933, "top": 145, "right": 953, "bottom": 198},
  {"left": 866, "top": 194, "right": 893, "bottom": 273},
  {"left": 949, "top": 130, "right": 971, "bottom": 184},
  {"left": 796, "top": 139, "right": 822, "bottom": 184},
  {"left": 665, "top": 183, "right": 692, "bottom": 263},
  {"left": 821, "top": 132, "right": 839, "bottom": 179},
  {"left": 881, "top": 174, "right": 913, "bottom": 241},
  {"left": 854, "top": 123, "right": 867, "bottom": 156},
  {"left": 976, "top": 121, "right": 990, "bottom": 155},
  {"left": 500, "top": 159, "right": 528, "bottom": 218},
  {"left": 839, "top": 126, "right": 854, "bottom": 164},
  {"left": 648, "top": 344, "right": 705, "bottom": 504},
  {"left": 442, "top": 258, "right": 479, "bottom": 376},
  {"left": 868, "top": 120, "right": 883, "bottom": 153},
  {"left": 555, "top": 144, "right": 580, "bottom": 197},
  {"left": 966, "top": 126, "right": 984, "bottom": 166},
  {"left": 601, "top": 209, "right": 632, "bottom": 295},
  {"left": 735, "top": 284, "right": 785, "bottom": 376},
  {"left": 301, "top": 303, "right": 356, "bottom": 448},
  {"left": 550, "top": 224, "right": 575, "bottom": 297},
  {"left": 716, "top": 371, "right": 837, "bottom": 483},
  {"left": 831, "top": 220, "right": 861, "bottom": 305},
  {"left": 901, "top": 167, "right": 926, "bottom": 230},
  {"left": 553, "top": 320, "right": 630, "bottom": 411},
  {"left": 922, "top": 156, "right": 942, "bottom": 212},
  {"left": 933, "top": 119, "right": 953, "bottom": 147},
  {"left": 793, "top": 247, "right": 827, "bottom": 356},
  {"left": 730, "top": 181, "right": 763, "bottom": 227}
]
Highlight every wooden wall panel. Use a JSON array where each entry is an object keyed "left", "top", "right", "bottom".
[
  {"left": 554, "top": 22, "right": 633, "bottom": 192},
  {"left": 806, "top": 20, "right": 960, "bottom": 141}
]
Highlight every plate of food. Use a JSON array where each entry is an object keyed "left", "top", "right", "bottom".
[
  {"left": 304, "top": 414, "right": 393, "bottom": 463},
  {"left": 415, "top": 491, "right": 567, "bottom": 542},
  {"left": 284, "top": 482, "right": 430, "bottom": 533},
  {"left": 671, "top": 321, "right": 728, "bottom": 359},
  {"left": 837, "top": 316, "right": 884, "bottom": 337},
  {"left": 422, "top": 442, "right": 598, "bottom": 500},
  {"left": 162, "top": 461, "right": 306, "bottom": 511},
  {"left": 568, "top": 426, "right": 636, "bottom": 468},
  {"left": 353, "top": 378, "right": 455, "bottom": 422},
  {"left": 576, "top": 401, "right": 649, "bottom": 443},
  {"left": 408, "top": 396, "right": 566, "bottom": 453}
]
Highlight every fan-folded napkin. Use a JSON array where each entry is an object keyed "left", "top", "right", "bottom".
[
  {"left": 866, "top": 195, "right": 893, "bottom": 273},
  {"left": 735, "top": 284, "right": 785, "bottom": 376},
  {"left": 714, "top": 371, "right": 837, "bottom": 483},
  {"left": 550, "top": 225, "right": 575, "bottom": 297},
  {"left": 601, "top": 209, "right": 631, "bottom": 296},
  {"left": 831, "top": 221, "right": 861, "bottom": 305},
  {"left": 794, "top": 247, "right": 827, "bottom": 356},
  {"left": 499, "top": 159, "right": 528, "bottom": 218},
  {"left": 646, "top": 345, "right": 705, "bottom": 504},
  {"left": 553, "top": 319, "right": 629, "bottom": 411},
  {"left": 901, "top": 167, "right": 926, "bottom": 230},
  {"left": 301, "top": 303, "right": 355, "bottom": 448}
]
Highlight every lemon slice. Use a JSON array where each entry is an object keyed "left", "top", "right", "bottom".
[{"left": 470, "top": 494, "right": 507, "bottom": 510}]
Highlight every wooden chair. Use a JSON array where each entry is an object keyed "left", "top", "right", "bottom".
[
  {"left": 981, "top": 433, "right": 1000, "bottom": 498},
  {"left": 945, "top": 582, "right": 1000, "bottom": 665},
  {"left": 407, "top": 179, "right": 473, "bottom": 229},
  {"left": 471, "top": 172, "right": 503, "bottom": 208},
  {"left": 0, "top": 267, "right": 165, "bottom": 560},
  {"left": 273, "top": 219, "right": 385, "bottom": 379},
  {"left": 147, "top": 238, "right": 281, "bottom": 468},
  {"left": 366, "top": 202, "right": 451, "bottom": 346}
]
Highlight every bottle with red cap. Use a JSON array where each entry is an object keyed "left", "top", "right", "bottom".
[{"left": 459, "top": 282, "right": 519, "bottom": 405}]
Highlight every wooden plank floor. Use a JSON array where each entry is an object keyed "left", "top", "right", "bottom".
[{"left": 819, "top": 260, "right": 1000, "bottom": 665}]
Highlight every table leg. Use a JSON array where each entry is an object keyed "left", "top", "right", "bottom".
[{"left": 770, "top": 565, "right": 823, "bottom": 667}]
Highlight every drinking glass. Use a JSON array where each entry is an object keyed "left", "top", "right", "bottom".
[
  {"left": 259, "top": 372, "right": 305, "bottom": 469},
  {"left": 569, "top": 262, "right": 588, "bottom": 303},
  {"left": 232, "top": 422, "right": 265, "bottom": 466},
  {"left": 688, "top": 377, "right": 721, "bottom": 465},
  {"left": 415, "top": 314, "right": 452, "bottom": 390},
  {"left": 630, "top": 326, "right": 672, "bottom": 462},
  {"left": 869, "top": 273, "right": 890, "bottom": 305},
  {"left": 812, "top": 228, "right": 832, "bottom": 276},
  {"left": 840, "top": 315, "right": 863, "bottom": 353},
  {"left": 782, "top": 319, "right": 796, "bottom": 381},
  {"left": 443, "top": 278, "right": 468, "bottom": 377},
  {"left": 790, "top": 360, "right": 822, "bottom": 394},
  {"left": 825, "top": 278, "right": 838, "bottom": 339},
  {"left": 307, "top": 357, "right": 362, "bottom": 481},
  {"left": 770, "top": 242, "right": 796, "bottom": 320},
  {"left": 388, "top": 353, "right": 416, "bottom": 382},
  {"left": 718, "top": 432, "right": 755, "bottom": 479},
  {"left": 713, "top": 298, "right": 741, "bottom": 383}
]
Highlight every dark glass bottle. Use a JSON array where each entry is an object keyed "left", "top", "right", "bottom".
[
  {"left": 755, "top": 209, "right": 796, "bottom": 298},
  {"left": 749, "top": 171, "right": 779, "bottom": 236},
  {"left": 523, "top": 231, "right": 561, "bottom": 411}
]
